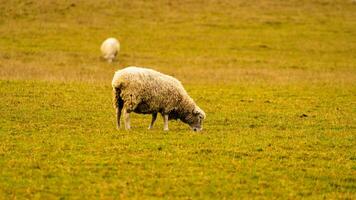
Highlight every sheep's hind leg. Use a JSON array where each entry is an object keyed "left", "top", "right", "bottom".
[
  {"left": 163, "top": 114, "right": 169, "bottom": 131},
  {"left": 116, "top": 107, "right": 121, "bottom": 129},
  {"left": 148, "top": 113, "right": 158, "bottom": 130},
  {"left": 123, "top": 109, "right": 131, "bottom": 130},
  {"left": 117, "top": 100, "right": 124, "bottom": 130}
]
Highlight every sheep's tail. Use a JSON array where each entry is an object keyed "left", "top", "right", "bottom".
[
  {"left": 112, "top": 72, "right": 124, "bottom": 109},
  {"left": 113, "top": 86, "right": 123, "bottom": 110}
]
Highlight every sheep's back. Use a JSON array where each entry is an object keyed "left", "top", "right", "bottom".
[
  {"left": 112, "top": 67, "right": 188, "bottom": 113},
  {"left": 101, "top": 38, "right": 120, "bottom": 55}
]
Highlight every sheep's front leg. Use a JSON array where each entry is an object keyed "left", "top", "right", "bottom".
[
  {"left": 163, "top": 114, "right": 169, "bottom": 131},
  {"left": 123, "top": 109, "right": 131, "bottom": 130},
  {"left": 148, "top": 113, "right": 157, "bottom": 130}
]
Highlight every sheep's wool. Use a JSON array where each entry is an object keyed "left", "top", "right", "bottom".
[
  {"left": 101, "top": 38, "right": 120, "bottom": 62},
  {"left": 112, "top": 66, "right": 205, "bottom": 126}
]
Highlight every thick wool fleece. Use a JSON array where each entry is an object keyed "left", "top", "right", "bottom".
[
  {"left": 112, "top": 66, "right": 205, "bottom": 124},
  {"left": 101, "top": 38, "right": 120, "bottom": 62}
]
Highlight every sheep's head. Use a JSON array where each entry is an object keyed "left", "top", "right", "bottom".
[{"left": 185, "top": 107, "right": 206, "bottom": 132}]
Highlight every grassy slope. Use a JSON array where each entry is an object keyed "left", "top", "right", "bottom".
[{"left": 0, "top": 0, "right": 355, "bottom": 199}]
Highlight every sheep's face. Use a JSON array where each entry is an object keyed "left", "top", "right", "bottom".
[{"left": 187, "top": 107, "right": 206, "bottom": 132}]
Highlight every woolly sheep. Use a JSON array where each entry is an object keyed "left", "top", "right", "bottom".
[
  {"left": 112, "top": 66, "right": 206, "bottom": 131},
  {"left": 101, "top": 37, "right": 120, "bottom": 63}
]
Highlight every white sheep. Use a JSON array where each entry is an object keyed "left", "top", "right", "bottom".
[
  {"left": 112, "top": 66, "right": 206, "bottom": 131},
  {"left": 101, "top": 37, "right": 120, "bottom": 63}
]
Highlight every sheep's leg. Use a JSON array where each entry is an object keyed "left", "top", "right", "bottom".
[
  {"left": 123, "top": 109, "right": 131, "bottom": 130},
  {"left": 163, "top": 114, "right": 169, "bottom": 131},
  {"left": 116, "top": 107, "right": 121, "bottom": 129},
  {"left": 109, "top": 53, "right": 117, "bottom": 63},
  {"left": 148, "top": 113, "right": 157, "bottom": 130},
  {"left": 116, "top": 99, "right": 124, "bottom": 129},
  {"left": 113, "top": 88, "right": 124, "bottom": 129}
]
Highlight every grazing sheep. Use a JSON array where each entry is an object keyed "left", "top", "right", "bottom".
[
  {"left": 101, "top": 37, "right": 120, "bottom": 63},
  {"left": 112, "top": 66, "right": 206, "bottom": 131}
]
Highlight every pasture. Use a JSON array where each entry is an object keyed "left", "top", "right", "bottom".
[{"left": 0, "top": 0, "right": 355, "bottom": 199}]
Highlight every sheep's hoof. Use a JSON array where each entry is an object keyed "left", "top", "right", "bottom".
[{"left": 163, "top": 128, "right": 169, "bottom": 131}]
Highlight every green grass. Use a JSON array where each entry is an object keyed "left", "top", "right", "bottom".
[{"left": 0, "top": 0, "right": 355, "bottom": 199}]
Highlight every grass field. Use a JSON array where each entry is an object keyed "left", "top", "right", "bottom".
[{"left": 0, "top": 0, "right": 355, "bottom": 199}]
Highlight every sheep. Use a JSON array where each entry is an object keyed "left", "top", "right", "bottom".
[
  {"left": 112, "top": 66, "right": 206, "bottom": 131},
  {"left": 101, "top": 37, "right": 120, "bottom": 63}
]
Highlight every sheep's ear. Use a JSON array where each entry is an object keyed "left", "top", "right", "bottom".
[
  {"left": 195, "top": 107, "right": 206, "bottom": 119},
  {"left": 192, "top": 108, "right": 200, "bottom": 115}
]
